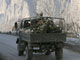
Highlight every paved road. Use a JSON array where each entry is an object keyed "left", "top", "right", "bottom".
[{"left": 0, "top": 34, "right": 80, "bottom": 60}]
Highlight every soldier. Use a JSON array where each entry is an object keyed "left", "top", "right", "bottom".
[
  {"left": 32, "top": 15, "right": 48, "bottom": 33},
  {"left": 32, "top": 16, "right": 62, "bottom": 33},
  {"left": 47, "top": 20, "right": 62, "bottom": 33},
  {"left": 24, "top": 20, "right": 30, "bottom": 28}
]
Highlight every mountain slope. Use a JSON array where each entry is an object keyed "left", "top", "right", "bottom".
[
  {"left": 0, "top": 0, "right": 80, "bottom": 32},
  {"left": 0, "top": 0, "right": 36, "bottom": 32}
]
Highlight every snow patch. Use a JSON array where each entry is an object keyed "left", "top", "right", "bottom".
[{"left": 66, "top": 37, "right": 80, "bottom": 46}]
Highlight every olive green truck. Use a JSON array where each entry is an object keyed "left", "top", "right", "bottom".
[{"left": 15, "top": 17, "right": 66, "bottom": 60}]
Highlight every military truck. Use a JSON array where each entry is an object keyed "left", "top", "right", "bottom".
[{"left": 15, "top": 16, "right": 66, "bottom": 60}]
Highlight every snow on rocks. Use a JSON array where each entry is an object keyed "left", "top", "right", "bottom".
[{"left": 66, "top": 37, "right": 80, "bottom": 46}]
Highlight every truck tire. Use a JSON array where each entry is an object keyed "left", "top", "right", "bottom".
[
  {"left": 55, "top": 48, "right": 63, "bottom": 60},
  {"left": 18, "top": 50, "right": 24, "bottom": 56},
  {"left": 26, "top": 46, "right": 33, "bottom": 60}
]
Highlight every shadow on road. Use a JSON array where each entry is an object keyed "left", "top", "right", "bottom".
[{"left": 23, "top": 52, "right": 56, "bottom": 60}]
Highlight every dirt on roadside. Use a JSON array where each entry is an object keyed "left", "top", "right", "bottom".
[
  {"left": 0, "top": 53, "right": 6, "bottom": 60},
  {"left": 0, "top": 58, "right": 3, "bottom": 60}
]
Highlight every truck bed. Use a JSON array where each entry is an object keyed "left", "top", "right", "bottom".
[{"left": 20, "top": 32, "right": 66, "bottom": 43}]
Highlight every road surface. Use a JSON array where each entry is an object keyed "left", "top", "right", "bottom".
[{"left": 0, "top": 34, "right": 80, "bottom": 60}]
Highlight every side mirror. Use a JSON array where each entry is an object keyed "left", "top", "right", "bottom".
[
  {"left": 16, "top": 38, "right": 19, "bottom": 44},
  {"left": 15, "top": 22, "right": 18, "bottom": 30}
]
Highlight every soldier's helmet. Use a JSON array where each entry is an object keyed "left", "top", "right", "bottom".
[{"left": 36, "top": 13, "right": 43, "bottom": 17}]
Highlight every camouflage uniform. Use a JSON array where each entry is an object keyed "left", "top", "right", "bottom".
[
  {"left": 32, "top": 18, "right": 62, "bottom": 33},
  {"left": 31, "top": 13, "right": 62, "bottom": 33}
]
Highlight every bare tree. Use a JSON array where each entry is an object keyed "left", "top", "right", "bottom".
[
  {"left": 65, "top": 18, "right": 80, "bottom": 38},
  {"left": 36, "top": 0, "right": 54, "bottom": 17}
]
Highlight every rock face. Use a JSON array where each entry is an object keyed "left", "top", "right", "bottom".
[
  {"left": 0, "top": 0, "right": 36, "bottom": 32},
  {"left": 0, "top": 0, "right": 80, "bottom": 32}
]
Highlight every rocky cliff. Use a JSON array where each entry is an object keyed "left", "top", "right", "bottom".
[{"left": 0, "top": 0, "right": 80, "bottom": 32}]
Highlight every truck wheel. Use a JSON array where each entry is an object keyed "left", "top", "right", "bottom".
[
  {"left": 26, "top": 47, "right": 33, "bottom": 60},
  {"left": 55, "top": 48, "right": 63, "bottom": 60},
  {"left": 18, "top": 50, "right": 24, "bottom": 56}
]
